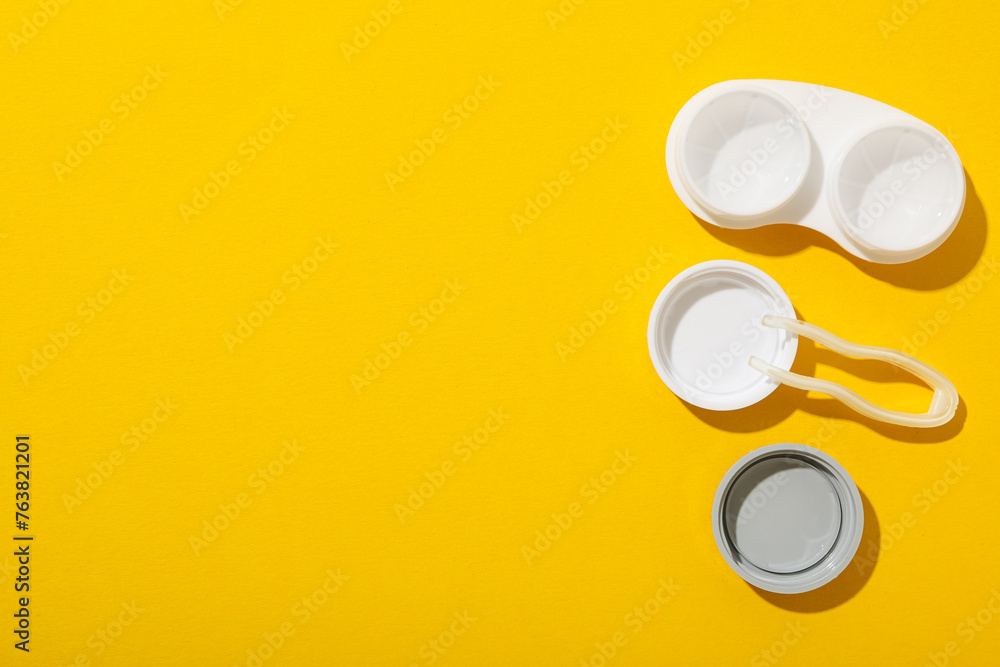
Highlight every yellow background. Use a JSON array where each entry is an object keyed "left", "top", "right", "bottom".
[{"left": 2, "top": 0, "right": 999, "bottom": 664}]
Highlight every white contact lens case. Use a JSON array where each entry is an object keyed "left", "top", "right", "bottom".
[
  {"left": 647, "top": 260, "right": 959, "bottom": 428},
  {"left": 665, "top": 80, "right": 966, "bottom": 264}
]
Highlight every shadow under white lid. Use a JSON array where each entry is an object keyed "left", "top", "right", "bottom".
[{"left": 725, "top": 457, "right": 842, "bottom": 574}]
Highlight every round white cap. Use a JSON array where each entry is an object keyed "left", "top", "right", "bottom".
[{"left": 647, "top": 260, "right": 797, "bottom": 411}]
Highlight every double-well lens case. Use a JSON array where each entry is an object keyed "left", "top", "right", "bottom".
[{"left": 666, "top": 80, "right": 966, "bottom": 264}]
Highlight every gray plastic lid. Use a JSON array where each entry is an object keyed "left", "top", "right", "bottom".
[{"left": 712, "top": 443, "right": 864, "bottom": 594}]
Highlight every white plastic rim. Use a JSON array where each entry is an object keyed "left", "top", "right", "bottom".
[
  {"left": 676, "top": 86, "right": 811, "bottom": 219},
  {"left": 647, "top": 260, "right": 797, "bottom": 411},
  {"left": 712, "top": 443, "right": 865, "bottom": 594},
  {"left": 828, "top": 120, "right": 965, "bottom": 259}
]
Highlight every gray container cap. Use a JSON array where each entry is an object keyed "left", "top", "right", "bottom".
[{"left": 712, "top": 443, "right": 864, "bottom": 594}]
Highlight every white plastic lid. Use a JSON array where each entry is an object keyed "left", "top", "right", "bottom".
[{"left": 647, "top": 260, "right": 797, "bottom": 411}]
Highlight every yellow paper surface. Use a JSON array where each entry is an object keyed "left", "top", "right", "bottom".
[{"left": 2, "top": 0, "right": 999, "bottom": 665}]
